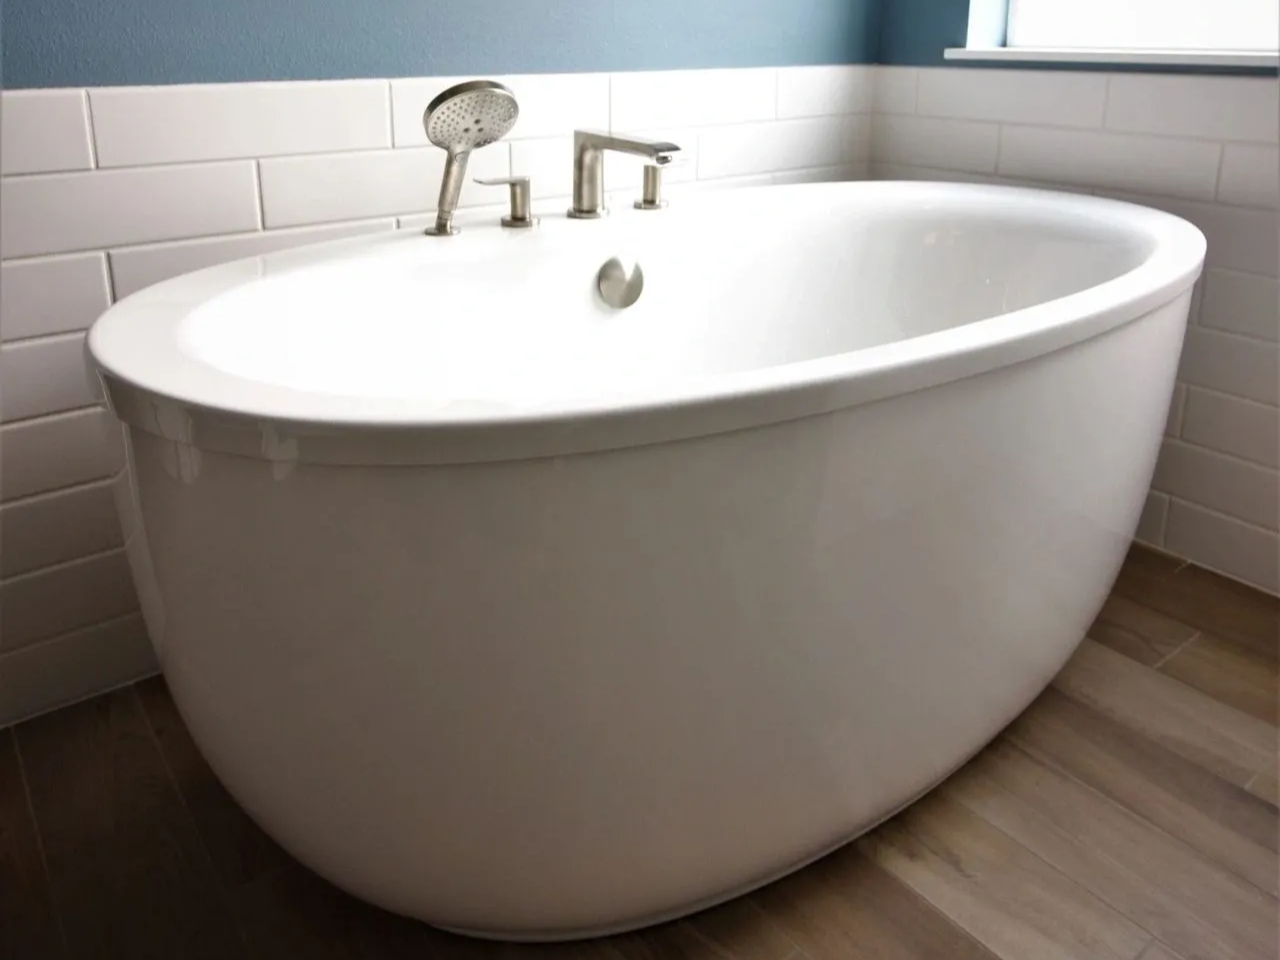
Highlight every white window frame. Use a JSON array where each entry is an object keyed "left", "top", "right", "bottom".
[{"left": 945, "top": 0, "right": 1280, "bottom": 67}]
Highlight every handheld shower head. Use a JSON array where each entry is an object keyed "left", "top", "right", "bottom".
[{"left": 423, "top": 81, "right": 519, "bottom": 235}]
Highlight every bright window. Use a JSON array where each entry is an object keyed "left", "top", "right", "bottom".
[{"left": 1007, "top": 0, "right": 1280, "bottom": 52}]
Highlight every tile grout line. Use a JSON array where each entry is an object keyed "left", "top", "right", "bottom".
[
  {"left": 101, "top": 249, "right": 119, "bottom": 305},
  {"left": 0, "top": 609, "right": 146, "bottom": 662},
  {"left": 0, "top": 471, "right": 125, "bottom": 511},
  {"left": 9, "top": 727, "right": 75, "bottom": 959},
  {"left": 81, "top": 89, "right": 100, "bottom": 170},
  {"left": 0, "top": 329, "right": 93, "bottom": 350},
  {"left": 1151, "top": 630, "right": 1201, "bottom": 670},
  {"left": 252, "top": 160, "right": 265, "bottom": 231},
  {"left": 0, "top": 401, "right": 107, "bottom": 431},
  {"left": 382, "top": 79, "right": 394, "bottom": 148},
  {"left": 1183, "top": 323, "right": 1280, "bottom": 349},
  {"left": 0, "top": 543, "right": 128, "bottom": 587},
  {"left": 1172, "top": 385, "right": 1189, "bottom": 440},
  {"left": 1212, "top": 141, "right": 1227, "bottom": 203},
  {"left": 1162, "top": 491, "right": 1280, "bottom": 537},
  {"left": 1, "top": 155, "right": 265, "bottom": 180},
  {"left": 0, "top": 666, "right": 157, "bottom": 733},
  {"left": 1165, "top": 498, "right": 1280, "bottom": 575},
  {"left": 0, "top": 472, "right": 119, "bottom": 509},
  {"left": 0, "top": 112, "right": 877, "bottom": 183},
  {"left": 1186, "top": 382, "right": 1280, "bottom": 412},
  {"left": 1154, "top": 493, "right": 1172, "bottom": 548}
]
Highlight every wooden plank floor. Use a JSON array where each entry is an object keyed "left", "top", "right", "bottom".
[{"left": 3, "top": 545, "right": 1276, "bottom": 960}]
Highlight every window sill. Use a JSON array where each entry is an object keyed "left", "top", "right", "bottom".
[{"left": 943, "top": 47, "right": 1279, "bottom": 68}]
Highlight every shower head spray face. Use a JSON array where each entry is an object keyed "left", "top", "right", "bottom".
[
  {"left": 421, "top": 80, "right": 520, "bottom": 236},
  {"left": 423, "top": 80, "right": 519, "bottom": 155}
]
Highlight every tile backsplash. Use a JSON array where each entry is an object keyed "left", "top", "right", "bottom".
[
  {"left": 0, "top": 64, "right": 1275, "bottom": 725},
  {"left": 868, "top": 67, "right": 1278, "bottom": 599}
]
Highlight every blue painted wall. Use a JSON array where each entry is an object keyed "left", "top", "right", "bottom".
[
  {"left": 877, "top": 0, "right": 969, "bottom": 65},
  {"left": 0, "top": 0, "right": 880, "bottom": 88}
]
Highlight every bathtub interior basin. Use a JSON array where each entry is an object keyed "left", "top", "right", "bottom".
[
  {"left": 87, "top": 181, "right": 1205, "bottom": 941},
  {"left": 91, "top": 182, "right": 1188, "bottom": 449}
]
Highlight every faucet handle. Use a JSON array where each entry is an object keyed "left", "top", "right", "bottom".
[
  {"left": 634, "top": 164, "right": 668, "bottom": 211},
  {"left": 474, "top": 176, "right": 537, "bottom": 228}
]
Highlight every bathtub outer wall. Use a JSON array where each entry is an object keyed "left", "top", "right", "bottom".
[{"left": 121, "top": 293, "right": 1190, "bottom": 939}]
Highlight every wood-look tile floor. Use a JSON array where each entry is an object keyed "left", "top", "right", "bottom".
[{"left": 3, "top": 545, "right": 1277, "bottom": 960}]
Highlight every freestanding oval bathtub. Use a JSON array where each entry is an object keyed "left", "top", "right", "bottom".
[{"left": 89, "top": 182, "right": 1205, "bottom": 941}]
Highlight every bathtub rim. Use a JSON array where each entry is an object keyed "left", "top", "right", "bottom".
[{"left": 90, "top": 182, "right": 1206, "bottom": 466}]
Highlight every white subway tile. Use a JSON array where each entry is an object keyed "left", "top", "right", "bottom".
[
  {"left": 0, "top": 549, "right": 138, "bottom": 652},
  {"left": 1135, "top": 491, "right": 1169, "bottom": 546},
  {"left": 777, "top": 66, "right": 871, "bottom": 119},
  {"left": 1165, "top": 383, "right": 1187, "bottom": 437},
  {"left": 1218, "top": 145, "right": 1279, "bottom": 209},
  {"left": 89, "top": 81, "right": 391, "bottom": 168},
  {"left": 1153, "top": 439, "right": 1278, "bottom": 531},
  {"left": 509, "top": 137, "right": 574, "bottom": 200},
  {"left": 1166, "top": 500, "right": 1279, "bottom": 595},
  {"left": 871, "top": 67, "right": 918, "bottom": 115},
  {"left": 110, "top": 219, "right": 396, "bottom": 299},
  {"left": 665, "top": 173, "right": 776, "bottom": 195},
  {"left": 1106, "top": 75, "right": 1279, "bottom": 144},
  {"left": 0, "top": 254, "right": 111, "bottom": 341},
  {"left": 1119, "top": 195, "right": 1279, "bottom": 277},
  {"left": 1179, "top": 326, "right": 1279, "bottom": 406},
  {"left": 917, "top": 68, "right": 1106, "bottom": 128},
  {"left": 1181, "top": 388, "right": 1279, "bottom": 470},
  {"left": 699, "top": 116, "right": 863, "bottom": 180},
  {"left": 392, "top": 73, "right": 608, "bottom": 147},
  {"left": 0, "top": 407, "right": 124, "bottom": 502},
  {"left": 0, "top": 334, "right": 99, "bottom": 422},
  {"left": 771, "top": 165, "right": 868, "bottom": 185},
  {"left": 869, "top": 162, "right": 1005, "bottom": 185},
  {"left": 999, "top": 126, "right": 1220, "bottom": 201},
  {"left": 0, "top": 480, "right": 123, "bottom": 578},
  {"left": 0, "top": 90, "right": 94, "bottom": 175},
  {"left": 869, "top": 115, "right": 999, "bottom": 174},
  {"left": 259, "top": 147, "right": 510, "bottom": 228},
  {"left": 0, "top": 614, "right": 155, "bottom": 727},
  {"left": 611, "top": 68, "right": 776, "bottom": 131},
  {"left": 870, "top": 164, "right": 1058, "bottom": 190},
  {"left": 1192, "top": 204, "right": 1279, "bottom": 278},
  {"left": 1, "top": 162, "right": 260, "bottom": 258},
  {"left": 1199, "top": 269, "right": 1279, "bottom": 342}
]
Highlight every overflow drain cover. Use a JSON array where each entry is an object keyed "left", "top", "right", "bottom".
[{"left": 597, "top": 257, "right": 644, "bottom": 309}]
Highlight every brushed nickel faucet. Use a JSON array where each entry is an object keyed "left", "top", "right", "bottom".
[{"left": 568, "top": 130, "right": 681, "bottom": 219}]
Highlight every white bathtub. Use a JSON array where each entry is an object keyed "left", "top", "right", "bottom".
[{"left": 89, "top": 182, "right": 1205, "bottom": 940}]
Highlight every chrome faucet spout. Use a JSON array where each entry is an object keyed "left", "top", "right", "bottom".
[{"left": 569, "top": 130, "right": 681, "bottom": 219}]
